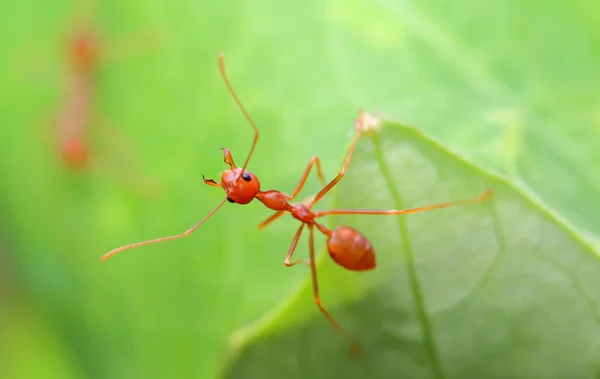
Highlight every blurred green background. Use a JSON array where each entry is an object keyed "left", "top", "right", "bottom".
[{"left": 1, "top": 0, "right": 599, "bottom": 378}]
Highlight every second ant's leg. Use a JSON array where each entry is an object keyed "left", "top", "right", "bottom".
[
  {"left": 284, "top": 224, "right": 308, "bottom": 266},
  {"left": 312, "top": 189, "right": 493, "bottom": 219},
  {"left": 286, "top": 156, "right": 326, "bottom": 201},
  {"left": 307, "top": 225, "right": 361, "bottom": 355}
]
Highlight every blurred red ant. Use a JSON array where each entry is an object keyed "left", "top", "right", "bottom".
[
  {"left": 102, "top": 54, "right": 493, "bottom": 354},
  {"left": 57, "top": 18, "right": 160, "bottom": 171},
  {"left": 57, "top": 26, "right": 98, "bottom": 168}
]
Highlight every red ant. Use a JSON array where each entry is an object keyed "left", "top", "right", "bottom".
[
  {"left": 102, "top": 53, "right": 493, "bottom": 354},
  {"left": 57, "top": 26, "right": 98, "bottom": 169},
  {"left": 55, "top": 20, "right": 161, "bottom": 197}
]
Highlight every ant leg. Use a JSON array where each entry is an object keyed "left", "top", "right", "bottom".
[
  {"left": 284, "top": 224, "right": 309, "bottom": 266},
  {"left": 286, "top": 156, "right": 326, "bottom": 201},
  {"left": 101, "top": 196, "right": 229, "bottom": 261},
  {"left": 259, "top": 156, "right": 328, "bottom": 229},
  {"left": 307, "top": 224, "right": 361, "bottom": 355},
  {"left": 309, "top": 129, "right": 362, "bottom": 208},
  {"left": 258, "top": 210, "right": 286, "bottom": 229},
  {"left": 313, "top": 189, "right": 493, "bottom": 218}
]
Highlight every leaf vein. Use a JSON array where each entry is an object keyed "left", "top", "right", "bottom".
[{"left": 370, "top": 134, "right": 445, "bottom": 379}]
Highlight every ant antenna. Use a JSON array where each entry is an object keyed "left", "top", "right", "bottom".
[
  {"left": 218, "top": 53, "right": 259, "bottom": 174},
  {"left": 101, "top": 196, "right": 229, "bottom": 261}
]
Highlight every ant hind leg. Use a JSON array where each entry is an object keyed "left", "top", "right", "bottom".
[{"left": 306, "top": 225, "right": 361, "bottom": 355}]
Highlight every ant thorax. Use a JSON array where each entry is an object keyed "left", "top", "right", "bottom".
[{"left": 290, "top": 203, "right": 314, "bottom": 223}]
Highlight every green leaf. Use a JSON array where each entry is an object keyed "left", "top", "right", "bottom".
[
  {"left": 323, "top": 0, "right": 600, "bottom": 240},
  {"left": 221, "top": 119, "right": 600, "bottom": 378}
]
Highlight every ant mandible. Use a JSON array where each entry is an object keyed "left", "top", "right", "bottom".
[{"left": 102, "top": 53, "right": 493, "bottom": 355}]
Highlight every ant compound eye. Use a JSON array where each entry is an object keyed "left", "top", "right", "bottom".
[
  {"left": 241, "top": 172, "right": 252, "bottom": 182},
  {"left": 227, "top": 197, "right": 236, "bottom": 203}
]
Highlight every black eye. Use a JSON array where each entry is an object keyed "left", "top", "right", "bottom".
[
  {"left": 241, "top": 172, "right": 251, "bottom": 182},
  {"left": 227, "top": 197, "right": 235, "bottom": 203}
]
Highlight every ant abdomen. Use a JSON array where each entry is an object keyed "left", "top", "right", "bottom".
[{"left": 327, "top": 225, "right": 376, "bottom": 271}]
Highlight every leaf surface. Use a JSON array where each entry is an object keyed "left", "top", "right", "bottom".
[{"left": 222, "top": 120, "right": 600, "bottom": 379}]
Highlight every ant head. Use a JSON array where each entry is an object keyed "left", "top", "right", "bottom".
[
  {"left": 202, "top": 148, "right": 260, "bottom": 205},
  {"left": 220, "top": 167, "right": 260, "bottom": 204}
]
